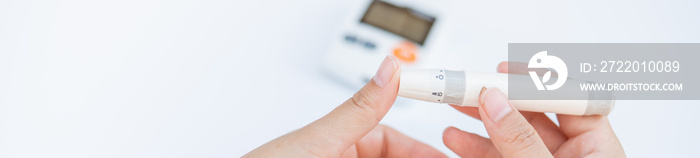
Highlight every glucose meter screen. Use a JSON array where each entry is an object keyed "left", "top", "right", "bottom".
[{"left": 361, "top": 1, "right": 435, "bottom": 45}]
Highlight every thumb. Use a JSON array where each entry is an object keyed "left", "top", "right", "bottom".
[
  {"left": 298, "top": 56, "right": 401, "bottom": 155},
  {"left": 478, "top": 88, "right": 552, "bottom": 158}
]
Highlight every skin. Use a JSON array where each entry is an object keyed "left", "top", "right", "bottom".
[
  {"left": 244, "top": 60, "right": 625, "bottom": 158},
  {"left": 443, "top": 62, "right": 626, "bottom": 158},
  {"left": 244, "top": 56, "right": 447, "bottom": 158}
]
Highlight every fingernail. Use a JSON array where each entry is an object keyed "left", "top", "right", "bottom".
[
  {"left": 373, "top": 56, "right": 398, "bottom": 87},
  {"left": 479, "top": 88, "right": 512, "bottom": 122}
]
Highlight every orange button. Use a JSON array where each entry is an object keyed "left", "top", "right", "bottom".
[{"left": 392, "top": 41, "right": 418, "bottom": 63}]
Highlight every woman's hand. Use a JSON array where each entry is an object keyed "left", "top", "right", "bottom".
[
  {"left": 244, "top": 56, "right": 446, "bottom": 158},
  {"left": 442, "top": 62, "right": 625, "bottom": 158}
]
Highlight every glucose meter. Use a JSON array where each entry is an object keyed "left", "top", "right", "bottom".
[{"left": 324, "top": 0, "right": 447, "bottom": 88}]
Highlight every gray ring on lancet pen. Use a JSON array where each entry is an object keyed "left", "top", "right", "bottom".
[{"left": 443, "top": 70, "right": 466, "bottom": 105}]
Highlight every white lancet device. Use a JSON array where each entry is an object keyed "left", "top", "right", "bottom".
[{"left": 398, "top": 69, "right": 615, "bottom": 116}]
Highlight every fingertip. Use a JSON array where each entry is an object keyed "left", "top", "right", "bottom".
[
  {"left": 479, "top": 88, "right": 512, "bottom": 123},
  {"left": 390, "top": 55, "right": 402, "bottom": 79},
  {"left": 393, "top": 58, "right": 402, "bottom": 87},
  {"left": 373, "top": 56, "right": 399, "bottom": 88},
  {"left": 442, "top": 126, "right": 459, "bottom": 146},
  {"left": 386, "top": 55, "right": 402, "bottom": 94},
  {"left": 449, "top": 104, "right": 482, "bottom": 120},
  {"left": 497, "top": 61, "right": 509, "bottom": 73},
  {"left": 448, "top": 104, "right": 469, "bottom": 113},
  {"left": 442, "top": 126, "right": 468, "bottom": 145},
  {"left": 443, "top": 126, "right": 458, "bottom": 136},
  {"left": 478, "top": 87, "right": 494, "bottom": 106},
  {"left": 477, "top": 91, "right": 551, "bottom": 157},
  {"left": 442, "top": 126, "right": 498, "bottom": 158},
  {"left": 310, "top": 56, "right": 402, "bottom": 151}
]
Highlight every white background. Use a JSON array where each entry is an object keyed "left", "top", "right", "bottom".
[{"left": 1, "top": 0, "right": 699, "bottom": 157}]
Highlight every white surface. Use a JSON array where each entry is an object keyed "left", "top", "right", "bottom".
[{"left": 1, "top": 0, "right": 699, "bottom": 157}]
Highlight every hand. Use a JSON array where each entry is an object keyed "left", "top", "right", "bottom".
[
  {"left": 244, "top": 56, "right": 446, "bottom": 158},
  {"left": 442, "top": 62, "right": 626, "bottom": 158}
]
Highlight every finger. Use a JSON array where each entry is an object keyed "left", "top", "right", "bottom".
[
  {"left": 495, "top": 62, "right": 568, "bottom": 151},
  {"left": 443, "top": 126, "right": 501, "bottom": 158},
  {"left": 556, "top": 114, "right": 612, "bottom": 137},
  {"left": 519, "top": 112, "right": 567, "bottom": 152},
  {"left": 343, "top": 125, "right": 447, "bottom": 158},
  {"left": 450, "top": 105, "right": 567, "bottom": 152},
  {"left": 244, "top": 56, "right": 401, "bottom": 157},
  {"left": 497, "top": 62, "right": 527, "bottom": 75},
  {"left": 478, "top": 88, "right": 552, "bottom": 157},
  {"left": 497, "top": 62, "right": 558, "bottom": 78},
  {"left": 299, "top": 56, "right": 402, "bottom": 156}
]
